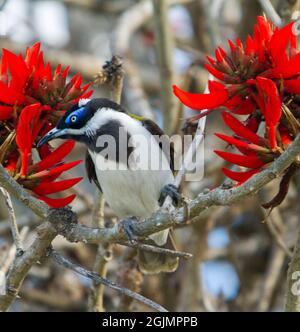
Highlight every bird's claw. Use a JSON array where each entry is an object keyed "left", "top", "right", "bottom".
[
  {"left": 159, "top": 184, "right": 182, "bottom": 207},
  {"left": 119, "top": 217, "right": 138, "bottom": 243}
]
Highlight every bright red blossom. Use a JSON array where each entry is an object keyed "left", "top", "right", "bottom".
[
  {"left": 0, "top": 42, "right": 93, "bottom": 207},
  {"left": 173, "top": 16, "right": 300, "bottom": 209}
]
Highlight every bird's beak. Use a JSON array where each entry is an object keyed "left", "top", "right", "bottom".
[{"left": 37, "top": 128, "right": 67, "bottom": 147}]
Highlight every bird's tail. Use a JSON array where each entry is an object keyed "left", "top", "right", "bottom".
[{"left": 137, "top": 229, "right": 179, "bottom": 274}]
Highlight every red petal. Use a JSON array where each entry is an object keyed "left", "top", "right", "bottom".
[
  {"left": 38, "top": 194, "right": 76, "bottom": 208},
  {"left": 271, "top": 52, "right": 300, "bottom": 78},
  {"left": 222, "top": 167, "right": 260, "bottom": 182},
  {"left": 283, "top": 78, "right": 300, "bottom": 94},
  {"left": 222, "top": 112, "right": 262, "bottom": 145},
  {"left": 228, "top": 39, "right": 236, "bottom": 52},
  {"left": 32, "top": 140, "right": 75, "bottom": 172},
  {"left": 208, "top": 80, "right": 225, "bottom": 92},
  {"left": 214, "top": 150, "right": 265, "bottom": 168},
  {"left": 203, "top": 63, "right": 225, "bottom": 81},
  {"left": 215, "top": 133, "right": 267, "bottom": 152},
  {"left": 25, "top": 42, "right": 41, "bottom": 67},
  {"left": 2, "top": 49, "right": 30, "bottom": 91},
  {"left": 75, "top": 89, "right": 93, "bottom": 102},
  {"left": 0, "top": 106, "right": 14, "bottom": 120},
  {"left": 225, "top": 96, "right": 255, "bottom": 115},
  {"left": 16, "top": 103, "right": 42, "bottom": 151},
  {"left": 206, "top": 55, "right": 215, "bottom": 65},
  {"left": 0, "top": 81, "right": 25, "bottom": 104},
  {"left": 33, "top": 177, "right": 82, "bottom": 195},
  {"left": 30, "top": 160, "right": 82, "bottom": 179},
  {"left": 62, "top": 65, "right": 70, "bottom": 78},
  {"left": 255, "top": 77, "right": 281, "bottom": 148},
  {"left": 268, "top": 22, "right": 294, "bottom": 66},
  {"left": 20, "top": 149, "right": 31, "bottom": 176},
  {"left": 173, "top": 85, "right": 228, "bottom": 110}
]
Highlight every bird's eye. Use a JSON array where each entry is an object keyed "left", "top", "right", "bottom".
[{"left": 70, "top": 115, "right": 77, "bottom": 123}]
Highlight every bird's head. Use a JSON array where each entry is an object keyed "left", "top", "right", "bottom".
[{"left": 37, "top": 98, "right": 125, "bottom": 148}]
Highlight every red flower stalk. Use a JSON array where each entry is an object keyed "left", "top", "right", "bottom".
[
  {"left": 0, "top": 42, "right": 93, "bottom": 207},
  {"left": 173, "top": 16, "right": 300, "bottom": 208}
]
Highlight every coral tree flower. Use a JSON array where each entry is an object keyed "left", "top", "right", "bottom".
[
  {"left": 173, "top": 16, "right": 300, "bottom": 209},
  {"left": 0, "top": 42, "right": 93, "bottom": 208}
]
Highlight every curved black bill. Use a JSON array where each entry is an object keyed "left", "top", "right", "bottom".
[{"left": 37, "top": 128, "right": 67, "bottom": 148}]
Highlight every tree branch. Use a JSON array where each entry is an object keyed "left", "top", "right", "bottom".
[
  {"left": 49, "top": 249, "right": 168, "bottom": 312},
  {"left": 0, "top": 187, "right": 23, "bottom": 253},
  {"left": 0, "top": 221, "right": 57, "bottom": 311},
  {"left": 40, "top": 134, "right": 299, "bottom": 249}
]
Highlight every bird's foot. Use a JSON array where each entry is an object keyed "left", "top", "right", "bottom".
[
  {"left": 119, "top": 217, "right": 138, "bottom": 243},
  {"left": 159, "top": 184, "right": 182, "bottom": 207}
]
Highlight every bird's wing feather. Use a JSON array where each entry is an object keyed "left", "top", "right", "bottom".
[
  {"left": 140, "top": 118, "right": 175, "bottom": 173},
  {"left": 85, "top": 150, "right": 102, "bottom": 192}
]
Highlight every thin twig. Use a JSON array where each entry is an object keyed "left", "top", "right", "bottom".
[
  {"left": 265, "top": 213, "right": 293, "bottom": 258},
  {"left": 49, "top": 249, "right": 168, "bottom": 312},
  {"left": 258, "top": 244, "right": 286, "bottom": 311},
  {"left": 117, "top": 241, "right": 193, "bottom": 259},
  {"left": 0, "top": 187, "right": 23, "bottom": 254},
  {"left": 258, "top": 0, "right": 283, "bottom": 26}
]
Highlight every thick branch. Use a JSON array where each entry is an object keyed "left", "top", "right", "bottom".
[
  {"left": 48, "top": 135, "right": 300, "bottom": 245},
  {"left": 0, "top": 222, "right": 57, "bottom": 311},
  {"left": 1, "top": 136, "right": 299, "bottom": 247}
]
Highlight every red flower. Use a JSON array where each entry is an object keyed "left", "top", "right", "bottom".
[
  {"left": 173, "top": 16, "right": 300, "bottom": 194},
  {"left": 0, "top": 42, "right": 93, "bottom": 207}
]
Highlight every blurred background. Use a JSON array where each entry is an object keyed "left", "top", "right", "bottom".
[{"left": 0, "top": 0, "right": 299, "bottom": 312}]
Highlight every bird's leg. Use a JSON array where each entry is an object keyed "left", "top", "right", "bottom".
[
  {"left": 158, "top": 184, "right": 182, "bottom": 207},
  {"left": 119, "top": 217, "right": 139, "bottom": 243},
  {"left": 159, "top": 184, "right": 190, "bottom": 223}
]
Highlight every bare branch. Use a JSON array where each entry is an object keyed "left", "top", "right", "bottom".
[
  {"left": 49, "top": 249, "right": 168, "bottom": 312},
  {"left": 0, "top": 221, "right": 57, "bottom": 311},
  {"left": 117, "top": 241, "right": 193, "bottom": 259},
  {"left": 1, "top": 135, "right": 299, "bottom": 249},
  {"left": 47, "top": 134, "right": 300, "bottom": 246},
  {"left": 0, "top": 187, "right": 23, "bottom": 253}
]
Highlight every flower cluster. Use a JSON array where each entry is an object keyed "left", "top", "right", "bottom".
[
  {"left": 173, "top": 16, "right": 300, "bottom": 208},
  {"left": 0, "top": 42, "right": 93, "bottom": 207}
]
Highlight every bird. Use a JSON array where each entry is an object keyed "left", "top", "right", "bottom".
[{"left": 38, "top": 98, "right": 182, "bottom": 274}]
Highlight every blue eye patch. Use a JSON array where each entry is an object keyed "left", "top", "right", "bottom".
[{"left": 65, "top": 107, "right": 87, "bottom": 128}]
